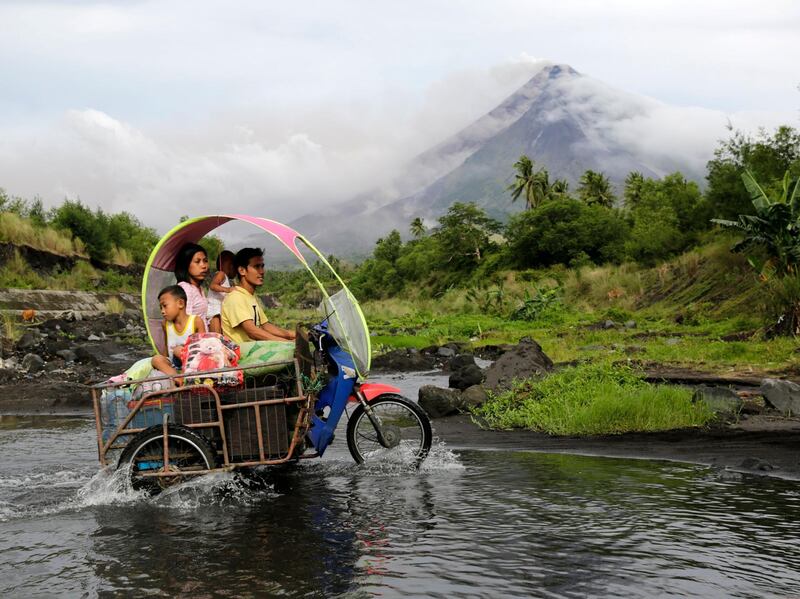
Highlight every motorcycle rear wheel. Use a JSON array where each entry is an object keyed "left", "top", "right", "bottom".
[
  {"left": 346, "top": 394, "right": 432, "bottom": 466},
  {"left": 118, "top": 425, "right": 216, "bottom": 494}
]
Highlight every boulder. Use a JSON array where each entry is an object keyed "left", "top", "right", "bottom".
[
  {"left": 371, "top": 349, "right": 436, "bottom": 372},
  {"left": 44, "top": 338, "right": 70, "bottom": 356},
  {"left": 449, "top": 363, "right": 484, "bottom": 390},
  {"left": 436, "top": 346, "right": 456, "bottom": 358},
  {"left": 760, "top": 378, "right": 800, "bottom": 416},
  {"left": 15, "top": 331, "right": 41, "bottom": 351},
  {"left": 483, "top": 337, "right": 553, "bottom": 391},
  {"left": 475, "top": 344, "right": 514, "bottom": 360},
  {"left": 603, "top": 319, "right": 617, "bottom": 329},
  {"left": 739, "top": 457, "right": 775, "bottom": 472},
  {"left": 461, "top": 385, "right": 489, "bottom": 409},
  {"left": 56, "top": 349, "right": 77, "bottom": 363},
  {"left": 75, "top": 344, "right": 100, "bottom": 365},
  {"left": 418, "top": 385, "right": 462, "bottom": 418},
  {"left": 691, "top": 385, "right": 743, "bottom": 417},
  {"left": 21, "top": 353, "right": 45, "bottom": 373},
  {"left": 449, "top": 354, "right": 476, "bottom": 371}
]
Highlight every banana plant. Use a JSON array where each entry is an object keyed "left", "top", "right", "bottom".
[{"left": 712, "top": 170, "right": 800, "bottom": 278}]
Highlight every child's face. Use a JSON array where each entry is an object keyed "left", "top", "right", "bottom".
[
  {"left": 188, "top": 251, "right": 209, "bottom": 282},
  {"left": 159, "top": 293, "right": 185, "bottom": 322},
  {"left": 221, "top": 256, "right": 236, "bottom": 278}
]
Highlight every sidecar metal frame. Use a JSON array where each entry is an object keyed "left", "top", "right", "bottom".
[{"left": 91, "top": 358, "right": 320, "bottom": 480}]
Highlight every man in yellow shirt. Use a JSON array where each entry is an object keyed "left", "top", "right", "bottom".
[{"left": 221, "top": 247, "right": 296, "bottom": 344}]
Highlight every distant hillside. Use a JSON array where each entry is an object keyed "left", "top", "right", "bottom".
[{"left": 287, "top": 63, "right": 707, "bottom": 258}]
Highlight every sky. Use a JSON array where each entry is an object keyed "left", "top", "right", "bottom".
[{"left": 0, "top": 0, "right": 797, "bottom": 232}]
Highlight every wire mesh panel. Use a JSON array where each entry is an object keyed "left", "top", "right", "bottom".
[
  {"left": 172, "top": 388, "right": 219, "bottom": 425},
  {"left": 222, "top": 386, "right": 289, "bottom": 461}
]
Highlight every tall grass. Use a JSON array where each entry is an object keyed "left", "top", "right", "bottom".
[
  {"left": 0, "top": 212, "right": 86, "bottom": 257},
  {"left": 0, "top": 312, "right": 22, "bottom": 342},
  {"left": 105, "top": 296, "right": 126, "bottom": 314},
  {"left": 475, "top": 362, "right": 713, "bottom": 435},
  {"left": 110, "top": 246, "right": 133, "bottom": 267},
  {"left": 0, "top": 250, "right": 45, "bottom": 289}
]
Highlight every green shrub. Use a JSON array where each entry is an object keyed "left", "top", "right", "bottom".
[
  {"left": 505, "top": 200, "right": 629, "bottom": 268},
  {"left": 475, "top": 362, "right": 713, "bottom": 435}
]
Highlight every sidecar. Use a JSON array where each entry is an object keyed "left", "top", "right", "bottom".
[{"left": 92, "top": 215, "right": 432, "bottom": 492}]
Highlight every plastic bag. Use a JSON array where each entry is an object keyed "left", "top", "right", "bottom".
[{"left": 180, "top": 332, "right": 243, "bottom": 386}]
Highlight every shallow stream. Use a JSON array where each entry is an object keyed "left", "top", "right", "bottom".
[{"left": 1, "top": 370, "right": 799, "bottom": 598}]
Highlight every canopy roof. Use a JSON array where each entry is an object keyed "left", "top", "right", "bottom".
[{"left": 142, "top": 214, "right": 371, "bottom": 378}]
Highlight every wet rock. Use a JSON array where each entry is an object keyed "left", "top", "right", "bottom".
[
  {"left": 56, "top": 349, "right": 77, "bottom": 363},
  {"left": 461, "top": 385, "right": 488, "bottom": 409},
  {"left": 474, "top": 344, "right": 514, "bottom": 360},
  {"left": 418, "top": 385, "right": 462, "bottom": 418},
  {"left": 449, "top": 364, "right": 484, "bottom": 390},
  {"left": 483, "top": 337, "right": 553, "bottom": 392},
  {"left": 44, "top": 338, "right": 70, "bottom": 356},
  {"left": 739, "top": 457, "right": 775, "bottom": 471},
  {"left": 22, "top": 353, "right": 45, "bottom": 373},
  {"left": 449, "top": 354, "right": 476, "bottom": 371},
  {"left": 371, "top": 348, "right": 435, "bottom": 372},
  {"left": 437, "top": 346, "right": 456, "bottom": 358},
  {"left": 692, "top": 386, "right": 743, "bottom": 418},
  {"left": 44, "top": 360, "right": 62, "bottom": 373},
  {"left": 760, "top": 378, "right": 800, "bottom": 416},
  {"left": 75, "top": 344, "right": 104, "bottom": 365},
  {"left": 15, "top": 331, "right": 41, "bottom": 351}
]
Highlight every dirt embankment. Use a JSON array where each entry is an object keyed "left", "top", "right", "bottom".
[{"left": 0, "top": 312, "right": 151, "bottom": 412}]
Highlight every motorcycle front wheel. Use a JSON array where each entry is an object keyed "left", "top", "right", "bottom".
[{"left": 346, "top": 394, "right": 432, "bottom": 466}]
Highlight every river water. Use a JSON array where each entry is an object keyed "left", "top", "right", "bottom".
[{"left": 2, "top": 371, "right": 800, "bottom": 598}]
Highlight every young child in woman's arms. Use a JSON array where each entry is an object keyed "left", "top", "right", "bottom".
[
  {"left": 151, "top": 285, "right": 205, "bottom": 381},
  {"left": 208, "top": 250, "right": 235, "bottom": 334}
]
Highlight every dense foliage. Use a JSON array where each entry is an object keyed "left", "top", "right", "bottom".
[
  {"left": 0, "top": 191, "right": 158, "bottom": 264},
  {"left": 346, "top": 125, "right": 799, "bottom": 309}
]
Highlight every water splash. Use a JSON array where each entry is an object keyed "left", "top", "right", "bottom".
[{"left": 74, "top": 465, "right": 147, "bottom": 507}]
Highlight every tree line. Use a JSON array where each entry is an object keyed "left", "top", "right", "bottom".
[
  {"left": 347, "top": 125, "right": 800, "bottom": 300},
  {"left": 0, "top": 192, "right": 159, "bottom": 264}
]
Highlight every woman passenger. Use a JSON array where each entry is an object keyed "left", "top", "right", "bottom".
[{"left": 174, "top": 242, "right": 210, "bottom": 329}]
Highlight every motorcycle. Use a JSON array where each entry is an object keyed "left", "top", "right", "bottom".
[{"left": 91, "top": 214, "right": 433, "bottom": 493}]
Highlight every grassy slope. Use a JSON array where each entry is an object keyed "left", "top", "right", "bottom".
[{"left": 342, "top": 238, "right": 797, "bottom": 376}]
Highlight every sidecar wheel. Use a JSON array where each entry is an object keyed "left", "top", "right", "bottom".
[
  {"left": 118, "top": 425, "right": 216, "bottom": 494},
  {"left": 346, "top": 394, "right": 432, "bottom": 466}
]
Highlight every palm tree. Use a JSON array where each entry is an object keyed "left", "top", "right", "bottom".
[
  {"left": 410, "top": 217, "right": 426, "bottom": 238},
  {"left": 578, "top": 170, "right": 616, "bottom": 208},
  {"left": 548, "top": 178, "right": 570, "bottom": 201},
  {"left": 508, "top": 155, "right": 548, "bottom": 210},
  {"left": 624, "top": 172, "right": 645, "bottom": 208}
]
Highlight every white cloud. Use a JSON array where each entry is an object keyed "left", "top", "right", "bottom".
[{"left": 0, "top": 1, "right": 797, "bottom": 231}]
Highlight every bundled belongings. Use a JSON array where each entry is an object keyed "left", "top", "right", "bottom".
[{"left": 180, "top": 332, "right": 243, "bottom": 386}]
